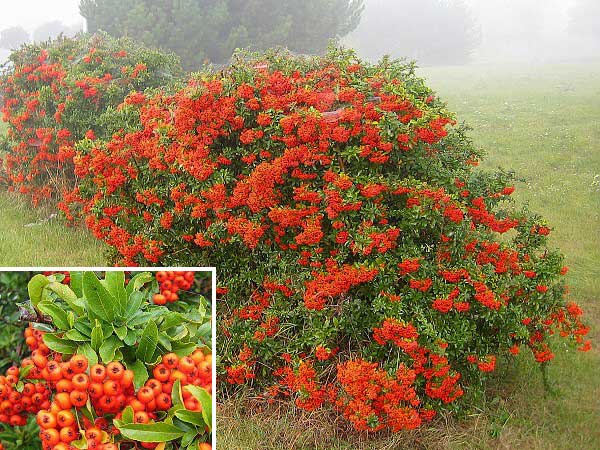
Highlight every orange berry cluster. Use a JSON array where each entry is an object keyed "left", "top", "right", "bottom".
[
  {"left": 24, "top": 324, "right": 50, "bottom": 354},
  {"left": 2, "top": 326, "right": 212, "bottom": 450},
  {"left": 0, "top": 366, "right": 52, "bottom": 426},
  {"left": 152, "top": 271, "right": 195, "bottom": 305}
]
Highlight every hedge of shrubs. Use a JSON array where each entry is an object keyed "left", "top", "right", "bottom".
[
  {"left": 0, "top": 33, "right": 182, "bottom": 206},
  {"left": 0, "top": 37, "right": 591, "bottom": 434},
  {"left": 0, "top": 271, "right": 213, "bottom": 450}
]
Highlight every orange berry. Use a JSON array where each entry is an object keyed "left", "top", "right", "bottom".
[
  {"left": 40, "top": 428, "right": 60, "bottom": 446},
  {"left": 106, "top": 362, "right": 124, "bottom": 380},
  {"left": 57, "top": 410, "right": 75, "bottom": 427},
  {"left": 69, "top": 354, "right": 89, "bottom": 374},
  {"left": 69, "top": 390, "right": 88, "bottom": 408},
  {"left": 90, "top": 364, "right": 106, "bottom": 382},
  {"left": 54, "top": 393, "right": 72, "bottom": 410},
  {"left": 59, "top": 425, "right": 78, "bottom": 443},
  {"left": 72, "top": 373, "right": 90, "bottom": 391},
  {"left": 134, "top": 411, "right": 149, "bottom": 424}
]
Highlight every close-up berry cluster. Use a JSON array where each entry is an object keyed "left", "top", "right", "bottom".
[{"left": 0, "top": 271, "right": 213, "bottom": 450}]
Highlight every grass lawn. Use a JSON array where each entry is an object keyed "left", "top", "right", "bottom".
[
  {"left": 218, "top": 62, "right": 600, "bottom": 449},
  {"left": 0, "top": 119, "right": 107, "bottom": 266},
  {"left": 0, "top": 191, "right": 107, "bottom": 266}
]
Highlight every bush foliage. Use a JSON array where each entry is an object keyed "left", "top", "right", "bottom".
[
  {"left": 0, "top": 32, "right": 182, "bottom": 206},
  {"left": 61, "top": 47, "right": 590, "bottom": 430},
  {"left": 0, "top": 36, "right": 591, "bottom": 434}
]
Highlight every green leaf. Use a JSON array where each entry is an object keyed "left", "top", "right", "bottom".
[
  {"left": 126, "top": 359, "right": 149, "bottom": 390},
  {"left": 185, "top": 386, "right": 212, "bottom": 432},
  {"left": 82, "top": 271, "right": 119, "bottom": 322},
  {"left": 125, "top": 272, "right": 153, "bottom": 297},
  {"left": 91, "top": 323, "right": 104, "bottom": 351},
  {"left": 124, "top": 329, "right": 137, "bottom": 346},
  {"left": 46, "top": 282, "right": 84, "bottom": 315},
  {"left": 37, "top": 302, "right": 70, "bottom": 330},
  {"left": 104, "top": 271, "right": 127, "bottom": 314},
  {"left": 157, "top": 332, "right": 173, "bottom": 352},
  {"left": 116, "top": 423, "right": 184, "bottom": 443},
  {"left": 172, "top": 342, "right": 197, "bottom": 358},
  {"left": 19, "top": 365, "right": 33, "bottom": 379},
  {"left": 174, "top": 409, "right": 206, "bottom": 427},
  {"left": 121, "top": 406, "right": 134, "bottom": 424},
  {"left": 160, "top": 312, "right": 188, "bottom": 330},
  {"left": 43, "top": 334, "right": 78, "bottom": 355},
  {"left": 136, "top": 320, "right": 158, "bottom": 363},
  {"left": 73, "top": 318, "right": 92, "bottom": 337},
  {"left": 78, "top": 344, "right": 98, "bottom": 367},
  {"left": 70, "top": 271, "right": 83, "bottom": 297},
  {"left": 126, "top": 291, "right": 146, "bottom": 319},
  {"left": 28, "top": 274, "right": 49, "bottom": 308},
  {"left": 115, "top": 325, "right": 128, "bottom": 340},
  {"left": 99, "top": 335, "right": 122, "bottom": 363},
  {"left": 180, "top": 430, "right": 196, "bottom": 448},
  {"left": 171, "top": 379, "right": 183, "bottom": 408},
  {"left": 129, "top": 311, "right": 152, "bottom": 327},
  {"left": 65, "top": 329, "right": 90, "bottom": 342}
]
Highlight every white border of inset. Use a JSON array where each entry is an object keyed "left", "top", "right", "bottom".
[{"left": 0, "top": 266, "right": 217, "bottom": 449}]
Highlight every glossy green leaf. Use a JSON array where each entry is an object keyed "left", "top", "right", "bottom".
[
  {"left": 125, "top": 272, "right": 153, "bottom": 297},
  {"left": 82, "top": 271, "right": 119, "bottom": 322},
  {"left": 65, "top": 329, "right": 90, "bottom": 342},
  {"left": 174, "top": 409, "right": 206, "bottom": 427},
  {"left": 28, "top": 274, "right": 49, "bottom": 308},
  {"left": 91, "top": 323, "right": 104, "bottom": 351},
  {"left": 121, "top": 406, "right": 134, "bottom": 424},
  {"left": 104, "top": 271, "right": 127, "bottom": 314},
  {"left": 126, "top": 359, "right": 149, "bottom": 390},
  {"left": 99, "top": 335, "right": 122, "bottom": 363},
  {"left": 70, "top": 271, "right": 83, "bottom": 297},
  {"left": 78, "top": 344, "right": 98, "bottom": 367},
  {"left": 116, "top": 423, "right": 184, "bottom": 442},
  {"left": 126, "top": 291, "right": 145, "bottom": 319},
  {"left": 46, "top": 282, "right": 84, "bottom": 315},
  {"left": 171, "top": 379, "right": 183, "bottom": 408},
  {"left": 43, "top": 334, "right": 78, "bottom": 355},
  {"left": 184, "top": 386, "right": 212, "bottom": 432},
  {"left": 37, "top": 302, "right": 70, "bottom": 330},
  {"left": 136, "top": 320, "right": 158, "bottom": 363}
]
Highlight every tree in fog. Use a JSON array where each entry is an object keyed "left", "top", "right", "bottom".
[
  {"left": 0, "top": 26, "right": 30, "bottom": 50},
  {"left": 33, "top": 21, "right": 83, "bottom": 43},
  {"left": 80, "top": 0, "right": 364, "bottom": 69},
  {"left": 569, "top": 0, "right": 600, "bottom": 41},
  {"left": 344, "top": 0, "right": 480, "bottom": 65}
]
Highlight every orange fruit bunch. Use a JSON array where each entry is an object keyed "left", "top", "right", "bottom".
[{"left": 152, "top": 271, "right": 195, "bottom": 305}]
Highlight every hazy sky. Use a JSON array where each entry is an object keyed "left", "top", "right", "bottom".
[
  {"left": 0, "top": 0, "right": 83, "bottom": 31},
  {"left": 0, "top": 0, "right": 595, "bottom": 64},
  {"left": 0, "top": 0, "right": 578, "bottom": 36}
]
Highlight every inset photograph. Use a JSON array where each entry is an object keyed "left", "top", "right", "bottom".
[{"left": 0, "top": 269, "right": 214, "bottom": 450}]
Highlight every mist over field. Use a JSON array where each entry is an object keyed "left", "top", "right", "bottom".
[{"left": 0, "top": 0, "right": 599, "bottom": 66}]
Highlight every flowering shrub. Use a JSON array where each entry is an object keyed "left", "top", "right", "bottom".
[
  {"left": 61, "top": 47, "right": 592, "bottom": 432},
  {"left": 0, "top": 271, "right": 213, "bottom": 450},
  {"left": 0, "top": 33, "right": 182, "bottom": 206}
]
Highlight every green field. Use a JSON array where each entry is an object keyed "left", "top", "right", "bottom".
[
  {"left": 0, "top": 118, "right": 107, "bottom": 265},
  {"left": 0, "top": 62, "right": 599, "bottom": 449},
  {"left": 218, "top": 63, "right": 600, "bottom": 449}
]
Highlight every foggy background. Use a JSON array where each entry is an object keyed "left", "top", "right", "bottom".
[{"left": 1, "top": 0, "right": 599, "bottom": 66}]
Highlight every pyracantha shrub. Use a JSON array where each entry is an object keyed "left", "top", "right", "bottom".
[
  {"left": 59, "top": 48, "right": 591, "bottom": 432},
  {"left": 0, "top": 271, "right": 213, "bottom": 450},
  {"left": 0, "top": 33, "right": 182, "bottom": 206}
]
